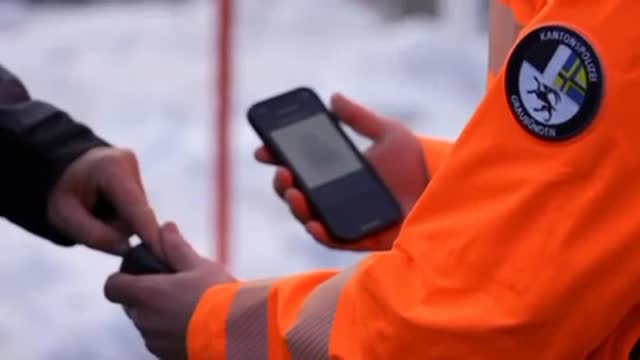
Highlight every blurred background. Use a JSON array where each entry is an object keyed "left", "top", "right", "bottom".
[{"left": 0, "top": 0, "right": 489, "bottom": 358}]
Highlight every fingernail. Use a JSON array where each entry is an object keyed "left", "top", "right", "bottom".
[
  {"left": 124, "top": 307, "right": 139, "bottom": 322},
  {"left": 163, "top": 222, "right": 179, "bottom": 235}
]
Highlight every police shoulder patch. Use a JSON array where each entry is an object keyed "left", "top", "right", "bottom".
[{"left": 505, "top": 25, "right": 603, "bottom": 141}]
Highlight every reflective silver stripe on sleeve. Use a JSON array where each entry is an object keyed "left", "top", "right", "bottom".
[
  {"left": 226, "top": 279, "right": 276, "bottom": 360},
  {"left": 286, "top": 266, "right": 358, "bottom": 360}
]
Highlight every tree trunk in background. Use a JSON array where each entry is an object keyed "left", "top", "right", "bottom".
[
  {"left": 358, "top": 0, "right": 489, "bottom": 32},
  {"left": 358, "top": 0, "right": 439, "bottom": 18},
  {"left": 397, "top": 0, "right": 439, "bottom": 17}
]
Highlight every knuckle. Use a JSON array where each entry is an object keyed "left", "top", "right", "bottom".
[
  {"left": 210, "top": 261, "right": 227, "bottom": 273},
  {"left": 117, "top": 147, "right": 137, "bottom": 161},
  {"left": 134, "top": 311, "right": 154, "bottom": 329},
  {"left": 144, "top": 339, "right": 164, "bottom": 357},
  {"left": 84, "top": 229, "right": 104, "bottom": 248},
  {"left": 273, "top": 178, "right": 284, "bottom": 196},
  {"left": 102, "top": 278, "right": 114, "bottom": 299},
  {"left": 384, "top": 117, "right": 401, "bottom": 127},
  {"left": 104, "top": 148, "right": 137, "bottom": 169},
  {"left": 206, "top": 262, "right": 235, "bottom": 283},
  {"left": 285, "top": 189, "right": 299, "bottom": 205},
  {"left": 103, "top": 275, "right": 123, "bottom": 302},
  {"left": 118, "top": 150, "right": 137, "bottom": 170},
  {"left": 290, "top": 205, "right": 305, "bottom": 222},
  {"left": 46, "top": 197, "right": 64, "bottom": 224},
  {"left": 87, "top": 226, "right": 114, "bottom": 247}
]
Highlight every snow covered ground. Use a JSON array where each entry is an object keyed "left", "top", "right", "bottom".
[{"left": 0, "top": 0, "right": 488, "bottom": 358}]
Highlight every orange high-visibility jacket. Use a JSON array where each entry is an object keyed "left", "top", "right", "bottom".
[{"left": 189, "top": 0, "right": 640, "bottom": 358}]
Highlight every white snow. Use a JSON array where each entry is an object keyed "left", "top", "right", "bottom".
[{"left": 0, "top": 0, "right": 487, "bottom": 358}]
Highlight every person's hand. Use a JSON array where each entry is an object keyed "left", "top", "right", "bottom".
[
  {"left": 255, "top": 93, "right": 429, "bottom": 251},
  {"left": 47, "top": 147, "right": 161, "bottom": 256},
  {"left": 104, "top": 222, "right": 236, "bottom": 360}
]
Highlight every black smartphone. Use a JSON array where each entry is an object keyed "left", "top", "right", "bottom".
[{"left": 247, "top": 87, "right": 402, "bottom": 242}]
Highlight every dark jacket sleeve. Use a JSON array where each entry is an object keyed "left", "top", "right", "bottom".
[{"left": 0, "top": 65, "right": 110, "bottom": 246}]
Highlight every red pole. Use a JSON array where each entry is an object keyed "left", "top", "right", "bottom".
[{"left": 215, "top": 0, "right": 233, "bottom": 265}]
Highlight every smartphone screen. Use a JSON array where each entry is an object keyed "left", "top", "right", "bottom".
[
  {"left": 248, "top": 87, "right": 402, "bottom": 242},
  {"left": 270, "top": 112, "right": 363, "bottom": 189}
]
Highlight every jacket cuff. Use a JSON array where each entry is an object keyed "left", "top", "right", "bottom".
[
  {"left": 187, "top": 283, "right": 241, "bottom": 360},
  {"left": 0, "top": 65, "right": 110, "bottom": 246},
  {"left": 2, "top": 102, "right": 110, "bottom": 246}
]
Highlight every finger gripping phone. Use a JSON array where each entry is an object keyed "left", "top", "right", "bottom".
[
  {"left": 120, "top": 244, "right": 173, "bottom": 275},
  {"left": 248, "top": 87, "right": 402, "bottom": 243}
]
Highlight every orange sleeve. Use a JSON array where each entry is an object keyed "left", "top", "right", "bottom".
[
  {"left": 350, "top": 0, "right": 640, "bottom": 357},
  {"left": 186, "top": 282, "right": 240, "bottom": 359},
  {"left": 418, "top": 136, "right": 453, "bottom": 177},
  {"left": 188, "top": 1, "right": 640, "bottom": 358},
  {"left": 587, "top": 305, "right": 640, "bottom": 359},
  {"left": 187, "top": 271, "right": 340, "bottom": 360}
]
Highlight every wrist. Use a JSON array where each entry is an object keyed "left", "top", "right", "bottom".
[{"left": 417, "top": 135, "right": 454, "bottom": 177}]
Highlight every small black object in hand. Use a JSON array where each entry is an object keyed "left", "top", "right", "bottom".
[{"left": 120, "top": 244, "right": 173, "bottom": 275}]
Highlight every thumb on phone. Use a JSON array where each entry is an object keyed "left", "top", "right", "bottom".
[
  {"left": 330, "top": 93, "right": 389, "bottom": 141},
  {"left": 159, "top": 222, "right": 202, "bottom": 272}
]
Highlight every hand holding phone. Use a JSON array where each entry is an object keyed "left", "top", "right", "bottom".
[{"left": 249, "top": 89, "right": 426, "bottom": 246}]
